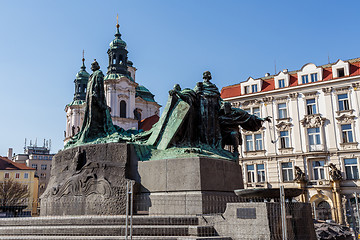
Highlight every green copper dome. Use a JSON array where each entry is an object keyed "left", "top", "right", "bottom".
[
  {"left": 136, "top": 85, "right": 156, "bottom": 102},
  {"left": 109, "top": 27, "right": 126, "bottom": 49},
  {"left": 76, "top": 63, "right": 90, "bottom": 79}
]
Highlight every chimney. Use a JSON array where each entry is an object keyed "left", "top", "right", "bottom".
[{"left": 7, "top": 148, "right": 13, "bottom": 160}]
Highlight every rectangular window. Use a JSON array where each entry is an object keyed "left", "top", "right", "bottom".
[
  {"left": 244, "top": 86, "right": 250, "bottom": 94},
  {"left": 338, "top": 93, "right": 350, "bottom": 111},
  {"left": 247, "top": 165, "right": 255, "bottom": 183},
  {"left": 245, "top": 135, "right": 254, "bottom": 151},
  {"left": 4, "top": 173, "right": 9, "bottom": 179},
  {"left": 253, "top": 107, "right": 260, "bottom": 118},
  {"left": 31, "top": 164, "right": 38, "bottom": 170},
  {"left": 39, "top": 156, "right": 42, "bottom": 160},
  {"left": 341, "top": 124, "right": 354, "bottom": 143},
  {"left": 33, "top": 156, "right": 37, "bottom": 159},
  {"left": 310, "top": 73, "right": 318, "bottom": 82},
  {"left": 337, "top": 68, "right": 345, "bottom": 78},
  {"left": 278, "top": 103, "right": 287, "bottom": 119},
  {"left": 257, "top": 164, "right": 265, "bottom": 182},
  {"left": 251, "top": 84, "right": 258, "bottom": 93},
  {"left": 344, "top": 158, "right": 359, "bottom": 180},
  {"left": 278, "top": 79, "right": 285, "bottom": 88},
  {"left": 312, "top": 160, "right": 325, "bottom": 180},
  {"left": 280, "top": 130, "right": 290, "bottom": 148},
  {"left": 306, "top": 99, "right": 317, "bottom": 115},
  {"left": 308, "top": 127, "right": 321, "bottom": 151},
  {"left": 244, "top": 108, "right": 251, "bottom": 114},
  {"left": 255, "top": 134, "right": 263, "bottom": 151},
  {"left": 24, "top": 173, "right": 29, "bottom": 179},
  {"left": 282, "top": 162, "right": 293, "bottom": 181},
  {"left": 15, "top": 173, "right": 20, "bottom": 179},
  {"left": 302, "top": 75, "right": 309, "bottom": 84},
  {"left": 41, "top": 164, "right": 47, "bottom": 170}
]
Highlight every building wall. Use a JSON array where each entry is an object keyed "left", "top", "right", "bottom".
[
  {"left": 222, "top": 58, "right": 360, "bottom": 225},
  {"left": 0, "top": 169, "right": 38, "bottom": 215}
]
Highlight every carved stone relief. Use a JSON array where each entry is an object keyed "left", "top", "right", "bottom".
[
  {"left": 300, "top": 114, "right": 326, "bottom": 128},
  {"left": 336, "top": 114, "right": 355, "bottom": 124}
]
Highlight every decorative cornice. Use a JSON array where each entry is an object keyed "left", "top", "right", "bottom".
[
  {"left": 300, "top": 114, "right": 326, "bottom": 128},
  {"left": 275, "top": 121, "right": 293, "bottom": 131},
  {"left": 336, "top": 114, "right": 355, "bottom": 124},
  {"left": 303, "top": 91, "right": 318, "bottom": 97},
  {"left": 334, "top": 86, "right": 351, "bottom": 93},
  {"left": 242, "top": 127, "right": 264, "bottom": 134},
  {"left": 322, "top": 87, "right": 332, "bottom": 95},
  {"left": 275, "top": 96, "right": 289, "bottom": 102},
  {"left": 118, "top": 94, "right": 129, "bottom": 99},
  {"left": 242, "top": 99, "right": 261, "bottom": 107},
  {"left": 289, "top": 93, "right": 298, "bottom": 100},
  {"left": 262, "top": 97, "right": 274, "bottom": 104},
  {"left": 352, "top": 82, "right": 360, "bottom": 91}
]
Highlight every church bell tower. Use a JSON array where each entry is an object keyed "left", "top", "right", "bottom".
[{"left": 107, "top": 20, "right": 129, "bottom": 76}]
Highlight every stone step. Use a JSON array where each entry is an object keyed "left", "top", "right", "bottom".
[
  {"left": 0, "top": 225, "right": 217, "bottom": 237},
  {"left": 0, "top": 236, "right": 232, "bottom": 240},
  {"left": 0, "top": 215, "right": 199, "bottom": 226}
]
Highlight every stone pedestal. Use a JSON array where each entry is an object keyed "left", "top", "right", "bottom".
[
  {"left": 40, "top": 143, "right": 136, "bottom": 216},
  {"left": 136, "top": 157, "right": 243, "bottom": 215}
]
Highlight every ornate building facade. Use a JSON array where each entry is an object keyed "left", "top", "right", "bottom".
[
  {"left": 221, "top": 58, "right": 360, "bottom": 226},
  {"left": 64, "top": 23, "right": 160, "bottom": 143}
]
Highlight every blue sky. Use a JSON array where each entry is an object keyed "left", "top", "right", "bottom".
[{"left": 1, "top": 0, "right": 359, "bottom": 156}]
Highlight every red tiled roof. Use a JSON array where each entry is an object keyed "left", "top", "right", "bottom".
[
  {"left": 220, "top": 84, "right": 241, "bottom": 99},
  {"left": 220, "top": 57, "right": 360, "bottom": 99},
  {"left": 139, "top": 115, "right": 160, "bottom": 131},
  {"left": 0, "top": 156, "right": 35, "bottom": 170}
]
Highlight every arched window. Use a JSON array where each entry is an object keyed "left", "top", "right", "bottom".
[
  {"left": 120, "top": 100, "right": 126, "bottom": 118},
  {"left": 316, "top": 201, "right": 332, "bottom": 220}
]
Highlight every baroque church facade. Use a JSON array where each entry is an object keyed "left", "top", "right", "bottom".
[{"left": 64, "top": 23, "right": 160, "bottom": 143}]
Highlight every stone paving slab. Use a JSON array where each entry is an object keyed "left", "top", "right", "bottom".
[{"left": 0, "top": 215, "right": 199, "bottom": 226}]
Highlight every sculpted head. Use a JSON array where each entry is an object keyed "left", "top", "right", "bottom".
[
  {"left": 203, "top": 71, "right": 212, "bottom": 82},
  {"left": 223, "top": 101, "right": 232, "bottom": 114},
  {"left": 173, "top": 84, "right": 181, "bottom": 92},
  {"left": 91, "top": 59, "right": 100, "bottom": 72}
]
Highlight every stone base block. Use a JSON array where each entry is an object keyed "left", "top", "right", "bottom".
[
  {"left": 135, "top": 191, "right": 238, "bottom": 215},
  {"left": 40, "top": 143, "right": 135, "bottom": 216}
]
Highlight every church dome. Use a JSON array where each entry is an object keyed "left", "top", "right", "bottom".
[
  {"left": 76, "top": 67, "right": 90, "bottom": 79},
  {"left": 136, "top": 85, "right": 156, "bottom": 102},
  {"left": 109, "top": 26, "right": 126, "bottom": 49}
]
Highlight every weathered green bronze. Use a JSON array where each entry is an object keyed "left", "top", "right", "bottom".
[
  {"left": 65, "top": 68, "right": 270, "bottom": 161},
  {"left": 65, "top": 60, "right": 134, "bottom": 149}
]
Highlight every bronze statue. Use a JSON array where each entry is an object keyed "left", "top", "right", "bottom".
[{"left": 219, "top": 102, "right": 271, "bottom": 155}]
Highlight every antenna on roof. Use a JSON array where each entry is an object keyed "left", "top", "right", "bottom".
[
  {"left": 274, "top": 60, "right": 277, "bottom": 74},
  {"left": 24, "top": 138, "right": 27, "bottom": 149},
  {"left": 49, "top": 139, "right": 52, "bottom": 152},
  {"left": 35, "top": 138, "right": 37, "bottom": 147},
  {"left": 328, "top": 53, "right": 330, "bottom": 64},
  {"left": 43, "top": 139, "right": 46, "bottom": 147}
]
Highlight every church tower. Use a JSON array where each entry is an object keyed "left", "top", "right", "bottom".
[
  {"left": 65, "top": 20, "right": 161, "bottom": 145},
  {"left": 64, "top": 56, "right": 89, "bottom": 143}
]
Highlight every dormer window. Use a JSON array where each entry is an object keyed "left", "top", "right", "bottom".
[
  {"left": 251, "top": 84, "right": 258, "bottom": 93},
  {"left": 332, "top": 59, "right": 349, "bottom": 78},
  {"left": 241, "top": 77, "right": 262, "bottom": 95},
  {"left": 297, "top": 63, "right": 323, "bottom": 85},
  {"left": 310, "top": 73, "right": 318, "bottom": 82},
  {"left": 302, "top": 75, "right": 309, "bottom": 84},
  {"left": 278, "top": 79, "right": 285, "bottom": 88},
  {"left": 337, "top": 68, "right": 345, "bottom": 77},
  {"left": 244, "top": 86, "right": 250, "bottom": 94},
  {"left": 274, "top": 70, "right": 290, "bottom": 89}
]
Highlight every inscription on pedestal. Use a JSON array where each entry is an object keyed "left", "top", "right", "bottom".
[{"left": 236, "top": 208, "right": 256, "bottom": 219}]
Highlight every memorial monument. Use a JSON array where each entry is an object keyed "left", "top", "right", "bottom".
[{"left": 40, "top": 63, "right": 271, "bottom": 215}]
